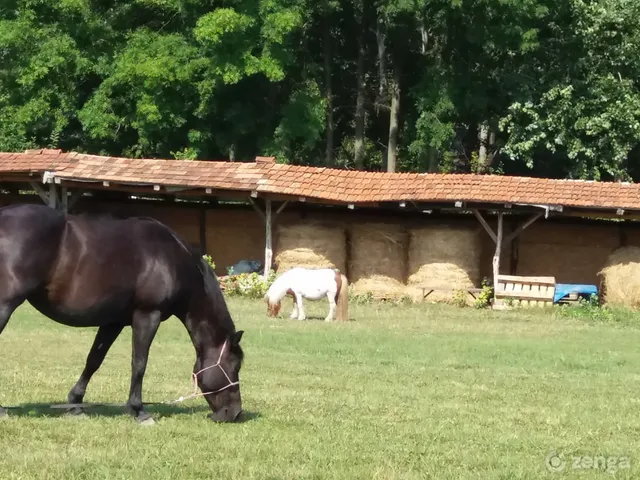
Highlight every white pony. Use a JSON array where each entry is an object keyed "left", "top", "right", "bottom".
[{"left": 264, "top": 267, "right": 349, "bottom": 321}]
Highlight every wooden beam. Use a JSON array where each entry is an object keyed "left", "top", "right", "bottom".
[
  {"left": 263, "top": 199, "right": 273, "bottom": 281},
  {"left": 472, "top": 209, "right": 497, "bottom": 243},
  {"left": 504, "top": 212, "right": 543, "bottom": 244},
  {"left": 248, "top": 197, "right": 265, "bottom": 222},
  {"left": 497, "top": 274, "right": 555, "bottom": 285},
  {"left": 492, "top": 212, "right": 504, "bottom": 300},
  {"left": 275, "top": 200, "right": 289, "bottom": 216},
  {"left": 29, "top": 182, "right": 50, "bottom": 205}
]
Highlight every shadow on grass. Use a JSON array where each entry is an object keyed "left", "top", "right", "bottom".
[{"left": 4, "top": 402, "right": 261, "bottom": 423}]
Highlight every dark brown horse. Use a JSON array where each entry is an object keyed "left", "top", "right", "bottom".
[{"left": 0, "top": 203, "right": 244, "bottom": 424}]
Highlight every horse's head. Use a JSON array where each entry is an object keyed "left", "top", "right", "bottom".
[
  {"left": 196, "top": 330, "right": 245, "bottom": 422},
  {"left": 265, "top": 296, "right": 282, "bottom": 317}
]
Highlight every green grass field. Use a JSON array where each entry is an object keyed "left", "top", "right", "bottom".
[{"left": 1, "top": 298, "right": 639, "bottom": 479}]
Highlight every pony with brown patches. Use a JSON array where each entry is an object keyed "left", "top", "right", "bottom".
[
  {"left": 264, "top": 267, "right": 349, "bottom": 321},
  {"left": 0, "top": 204, "right": 244, "bottom": 425}
]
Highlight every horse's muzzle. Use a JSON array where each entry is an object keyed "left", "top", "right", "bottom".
[{"left": 209, "top": 405, "right": 243, "bottom": 423}]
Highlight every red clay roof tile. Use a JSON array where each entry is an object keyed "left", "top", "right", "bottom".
[{"left": 4, "top": 149, "right": 640, "bottom": 211}]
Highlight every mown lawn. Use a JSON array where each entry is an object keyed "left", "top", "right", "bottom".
[{"left": 1, "top": 298, "right": 640, "bottom": 479}]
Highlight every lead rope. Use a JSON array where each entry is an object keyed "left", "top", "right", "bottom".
[{"left": 163, "top": 340, "right": 239, "bottom": 405}]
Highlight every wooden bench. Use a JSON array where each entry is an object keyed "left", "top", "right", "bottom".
[
  {"left": 421, "top": 287, "right": 484, "bottom": 301},
  {"left": 493, "top": 275, "right": 556, "bottom": 310}
]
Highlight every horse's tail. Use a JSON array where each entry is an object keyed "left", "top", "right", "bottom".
[{"left": 335, "top": 273, "right": 349, "bottom": 321}]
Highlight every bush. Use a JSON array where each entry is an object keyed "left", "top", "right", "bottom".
[
  {"left": 202, "top": 254, "right": 216, "bottom": 270},
  {"left": 474, "top": 278, "right": 494, "bottom": 309},
  {"left": 221, "top": 270, "right": 277, "bottom": 299}
]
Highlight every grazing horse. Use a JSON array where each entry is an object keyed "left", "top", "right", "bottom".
[
  {"left": 0, "top": 203, "right": 244, "bottom": 424},
  {"left": 265, "top": 267, "right": 349, "bottom": 321}
]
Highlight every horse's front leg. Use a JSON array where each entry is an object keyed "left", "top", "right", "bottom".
[
  {"left": 128, "top": 309, "right": 161, "bottom": 425},
  {"left": 325, "top": 292, "right": 336, "bottom": 322},
  {"left": 66, "top": 323, "right": 124, "bottom": 416},
  {"left": 290, "top": 294, "right": 299, "bottom": 319},
  {"left": 294, "top": 292, "right": 306, "bottom": 320}
]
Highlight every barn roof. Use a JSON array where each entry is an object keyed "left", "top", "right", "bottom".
[{"left": 1, "top": 149, "right": 640, "bottom": 215}]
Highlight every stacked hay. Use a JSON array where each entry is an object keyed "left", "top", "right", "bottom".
[
  {"left": 348, "top": 223, "right": 408, "bottom": 298},
  {"left": 275, "top": 222, "right": 347, "bottom": 273},
  {"left": 517, "top": 222, "right": 617, "bottom": 284},
  {"left": 599, "top": 246, "right": 640, "bottom": 309},
  {"left": 406, "top": 225, "right": 482, "bottom": 303}
]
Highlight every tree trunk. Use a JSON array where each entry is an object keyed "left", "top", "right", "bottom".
[
  {"left": 323, "top": 0, "right": 334, "bottom": 166},
  {"left": 387, "top": 63, "right": 400, "bottom": 173},
  {"left": 354, "top": 7, "right": 366, "bottom": 170},
  {"left": 477, "top": 121, "right": 489, "bottom": 173},
  {"left": 376, "top": 15, "right": 386, "bottom": 111},
  {"left": 428, "top": 147, "right": 439, "bottom": 172}
]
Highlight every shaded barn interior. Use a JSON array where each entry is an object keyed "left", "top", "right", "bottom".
[{"left": 56, "top": 197, "right": 634, "bottom": 297}]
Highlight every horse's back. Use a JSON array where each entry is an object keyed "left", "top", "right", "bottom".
[
  {"left": 0, "top": 204, "right": 67, "bottom": 297},
  {"left": 0, "top": 205, "right": 199, "bottom": 325},
  {"left": 39, "top": 214, "right": 196, "bottom": 322},
  {"left": 274, "top": 267, "right": 338, "bottom": 299}
]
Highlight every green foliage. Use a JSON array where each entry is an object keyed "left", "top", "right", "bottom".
[
  {"left": 554, "top": 294, "right": 616, "bottom": 322},
  {"left": 222, "top": 270, "right": 277, "bottom": 299},
  {"left": 474, "top": 278, "right": 494, "bottom": 309},
  {"left": 449, "top": 289, "right": 469, "bottom": 308},
  {"left": 202, "top": 254, "right": 216, "bottom": 270},
  {"left": 2, "top": 0, "right": 640, "bottom": 179}
]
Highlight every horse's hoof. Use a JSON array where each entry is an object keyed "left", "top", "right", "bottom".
[
  {"left": 65, "top": 411, "right": 88, "bottom": 419},
  {"left": 65, "top": 406, "right": 86, "bottom": 417},
  {"left": 0, "top": 407, "right": 8, "bottom": 419},
  {"left": 135, "top": 410, "right": 155, "bottom": 426},
  {"left": 139, "top": 417, "right": 156, "bottom": 427}
]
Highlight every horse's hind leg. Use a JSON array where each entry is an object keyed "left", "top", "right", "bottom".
[
  {"left": 127, "top": 309, "right": 161, "bottom": 425},
  {"left": 66, "top": 323, "right": 124, "bottom": 415},
  {"left": 0, "top": 299, "right": 26, "bottom": 418}
]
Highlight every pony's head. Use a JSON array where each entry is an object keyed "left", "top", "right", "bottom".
[{"left": 265, "top": 294, "right": 282, "bottom": 317}]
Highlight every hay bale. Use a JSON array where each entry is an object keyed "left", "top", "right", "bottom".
[
  {"left": 407, "top": 225, "right": 481, "bottom": 303},
  {"left": 599, "top": 246, "right": 640, "bottom": 309},
  {"left": 275, "top": 222, "right": 347, "bottom": 273},
  {"left": 348, "top": 223, "right": 408, "bottom": 298}
]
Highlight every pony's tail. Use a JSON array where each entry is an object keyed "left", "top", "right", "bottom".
[{"left": 335, "top": 273, "right": 349, "bottom": 321}]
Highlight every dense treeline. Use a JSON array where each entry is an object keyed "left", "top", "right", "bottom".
[{"left": 1, "top": 0, "right": 640, "bottom": 181}]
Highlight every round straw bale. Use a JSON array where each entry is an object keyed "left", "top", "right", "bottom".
[
  {"left": 599, "top": 246, "right": 640, "bottom": 309},
  {"left": 407, "top": 225, "right": 481, "bottom": 303},
  {"left": 275, "top": 222, "right": 347, "bottom": 273},
  {"left": 348, "top": 222, "right": 408, "bottom": 298}
]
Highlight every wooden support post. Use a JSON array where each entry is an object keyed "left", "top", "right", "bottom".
[
  {"left": 263, "top": 199, "right": 272, "bottom": 281},
  {"left": 492, "top": 212, "right": 504, "bottom": 298},
  {"left": 199, "top": 208, "right": 207, "bottom": 255},
  {"left": 60, "top": 187, "right": 68, "bottom": 213},
  {"left": 48, "top": 183, "right": 57, "bottom": 209}
]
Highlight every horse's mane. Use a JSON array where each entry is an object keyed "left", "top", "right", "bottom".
[{"left": 139, "top": 217, "right": 242, "bottom": 359}]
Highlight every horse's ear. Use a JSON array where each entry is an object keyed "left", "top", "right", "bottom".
[{"left": 233, "top": 330, "right": 244, "bottom": 345}]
